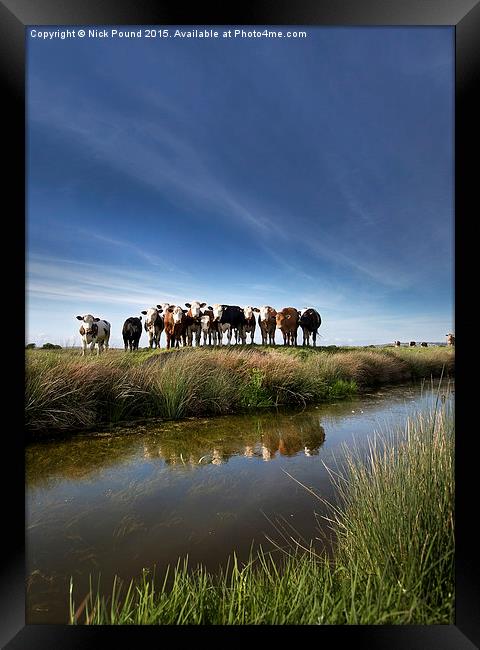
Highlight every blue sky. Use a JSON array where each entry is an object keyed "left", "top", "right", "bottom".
[{"left": 27, "top": 26, "right": 454, "bottom": 347}]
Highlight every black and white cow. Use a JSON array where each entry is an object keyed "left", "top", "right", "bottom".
[
  {"left": 200, "top": 306, "right": 217, "bottom": 346},
  {"left": 212, "top": 305, "right": 246, "bottom": 346},
  {"left": 122, "top": 316, "right": 142, "bottom": 351},
  {"left": 299, "top": 308, "right": 321, "bottom": 347},
  {"left": 76, "top": 314, "right": 111, "bottom": 356},
  {"left": 241, "top": 306, "right": 258, "bottom": 344},
  {"left": 141, "top": 307, "right": 163, "bottom": 348},
  {"left": 185, "top": 301, "right": 207, "bottom": 346}
]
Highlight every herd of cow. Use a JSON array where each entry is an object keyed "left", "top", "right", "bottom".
[
  {"left": 75, "top": 303, "right": 455, "bottom": 356},
  {"left": 394, "top": 334, "right": 455, "bottom": 348},
  {"left": 75, "top": 303, "right": 323, "bottom": 355}
]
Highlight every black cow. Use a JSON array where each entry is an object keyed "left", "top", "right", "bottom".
[
  {"left": 122, "top": 316, "right": 142, "bottom": 351},
  {"left": 212, "top": 305, "right": 246, "bottom": 345},
  {"left": 409, "top": 341, "right": 416, "bottom": 347},
  {"left": 421, "top": 342, "right": 428, "bottom": 347},
  {"left": 299, "top": 308, "right": 322, "bottom": 347}
]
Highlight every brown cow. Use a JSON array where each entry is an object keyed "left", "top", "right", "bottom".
[
  {"left": 446, "top": 333, "right": 455, "bottom": 346},
  {"left": 163, "top": 306, "right": 187, "bottom": 349},
  {"left": 258, "top": 306, "right": 276, "bottom": 345},
  {"left": 276, "top": 307, "right": 300, "bottom": 346}
]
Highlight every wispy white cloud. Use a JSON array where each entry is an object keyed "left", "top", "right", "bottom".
[
  {"left": 30, "top": 97, "right": 285, "bottom": 243},
  {"left": 29, "top": 72, "right": 450, "bottom": 300},
  {"left": 27, "top": 255, "right": 201, "bottom": 307},
  {"left": 83, "top": 231, "right": 190, "bottom": 276}
]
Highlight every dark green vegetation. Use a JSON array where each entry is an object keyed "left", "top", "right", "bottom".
[
  {"left": 69, "top": 398, "right": 454, "bottom": 624},
  {"left": 26, "top": 346, "right": 454, "bottom": 435}
]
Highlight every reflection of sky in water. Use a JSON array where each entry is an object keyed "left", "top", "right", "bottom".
[{"left": 26, "top": 381, "right": 453, "bottom": 623}]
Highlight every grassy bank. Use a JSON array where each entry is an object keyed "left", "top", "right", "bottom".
[
  {"left": 25, "top": 346, "right": 454, "bottom": 434},
  {"left": 69, "top": 397, "right": 454, "bottom": 624}
]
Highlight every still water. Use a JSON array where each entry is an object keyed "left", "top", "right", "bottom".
[{"left": 26, "top": 380, "right": 453, "bottom": 623}]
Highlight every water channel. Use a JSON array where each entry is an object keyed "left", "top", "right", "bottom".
[{"left": 26, "top": 379, "right": 453, "bottom": 623}]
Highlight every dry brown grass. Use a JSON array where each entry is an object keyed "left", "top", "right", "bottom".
[{"left": 25, "top": 346, "right": 454, "bottom": 434}]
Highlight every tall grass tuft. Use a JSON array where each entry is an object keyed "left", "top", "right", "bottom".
[
  {"left": 69, "top": 393, "right": 454, "bottom": 624},
  {"left": 322, "top": 391, "right": 454, "bottom": 623}
]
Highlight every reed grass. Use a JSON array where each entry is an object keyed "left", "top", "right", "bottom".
[
  {"left": 26, "top": 346, "right": 454, "bottom": 434},
  {"left": 69, "top": 394, "right": 454, "bottom": 624}
]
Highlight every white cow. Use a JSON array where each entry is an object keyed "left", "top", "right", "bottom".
[
  {"left": 185, "top": 301, "right": 206, "bottom": 346},
  {"left": 76, "top": 314, "right": 110, "bottom": 356},
  {"left": 141, "top": 307, "right": 163, "bottom": 348}
]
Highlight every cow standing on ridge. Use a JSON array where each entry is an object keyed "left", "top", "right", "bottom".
[
  {"left": 157, "top": 303, "right": 171, "bottom": 327},
  {"left": 185, "top": 301, "right": 206, "bottom": 346},
  {"left": 241, "top": 306, "right": 258, "bottom": 344},
  {"left": 276, "top": 308, "right": 300, "bottom": 346},
  {"left": 164, "top": 305, "right": 187, "bottom": 348},
  {"left": 200, "top": 306, "right": 217, "bottom": 346},
  {"left": 76, "top": 314, "right": 111, "bottom": 356},
  {"left": 212, "top": 305, "right": 245, "bottom": 346},
  {"left": 122, "top": 317, "right": 142, "bottom": 351},
  {"left": 446, "top": 333, "right": 455, "bottom": 346},
  {"left": 299, "top": 308, "right": 321, "bottom": 347},
  {"left": 258, "top": 306, "right": 277, "bottom": 345},
  {"left": 141, "top": 307, "right": 163, "bottom": 348}
]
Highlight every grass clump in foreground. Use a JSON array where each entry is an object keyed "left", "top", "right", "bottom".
[
  {"left": 69, "top": 396, "right": 454, "bottom": 625},
  {"left": 26, "top": 346, "right": 454, "bottom": 434}
]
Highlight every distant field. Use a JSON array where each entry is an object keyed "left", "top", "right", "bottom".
[{"left": 25, "top": 345, "right": 454, "bottom": 436}]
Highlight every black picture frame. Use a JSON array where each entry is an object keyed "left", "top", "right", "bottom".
[{"left": 2, "top": 0, "right": 478, "bottom": 647}]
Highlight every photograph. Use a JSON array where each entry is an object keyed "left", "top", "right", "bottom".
[
  {"left": 0, "top": 0, "right": 474, "bottom": 642},
  {"left": 23, "top": 21, "right": 459, "bottom": 629}
]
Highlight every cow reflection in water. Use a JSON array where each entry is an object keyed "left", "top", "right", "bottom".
[
  {"left": 260, "top": 425, "right": 326, "bottom": 461},
  {"left": 150, "top": 416, "right": 326, "bottom": 466}
]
